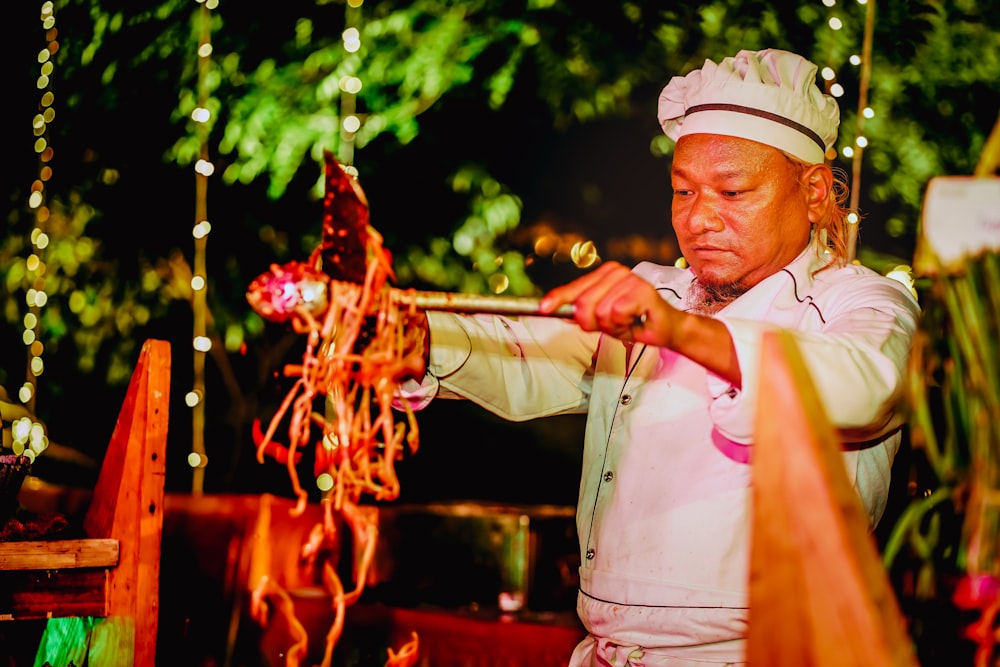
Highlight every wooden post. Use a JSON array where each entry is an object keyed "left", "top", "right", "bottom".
[{"left": 748, "top": 330, "right": 917, "bottom": 666}]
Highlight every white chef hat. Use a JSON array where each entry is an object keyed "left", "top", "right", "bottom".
[{"left": 657, "top": 48, "right": 840, "bottom": 164}]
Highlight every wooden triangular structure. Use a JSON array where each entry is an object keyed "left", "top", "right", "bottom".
[
  {"left": 81, "top": 337, "right": 170, "bottom": 665},
  {"left": 8, "top": 338, "right": 173, "bottom": 666},
  {"left": 748, "top": 330, "right": 918, "bottom": 666}
]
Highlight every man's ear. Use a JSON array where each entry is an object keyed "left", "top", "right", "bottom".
[{"left": 803, "top": 164, "right": 835, "bottom": 224}]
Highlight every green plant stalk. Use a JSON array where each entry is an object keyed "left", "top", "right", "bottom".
[
  {"left": 882, "top": 484, "right": 951, "bottom": 571},
  {"left": 951, "top": 256, "right": 1000, "bottom": 577},
  {"left": 906, "top": 330, "right": 946, "bottom": 475},
  {"left": 984, "top": 253, "right": 1000, "bottom": 326},
  {"left": 890, "top": 249, "right": 1000, "bottom": 591},
  {"left": 952, "top": 267, "right": 1000, "bottom": 405}
]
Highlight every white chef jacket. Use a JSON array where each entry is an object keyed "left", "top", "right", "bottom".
[{"left": 399, "top": 242, "right": 920, "bottom": 665}]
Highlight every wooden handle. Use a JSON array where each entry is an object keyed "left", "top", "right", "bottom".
[{"left": 399, "top": 290, "right": 575, "bottom": 317}]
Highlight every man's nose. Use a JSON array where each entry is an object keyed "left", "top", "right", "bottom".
[{"left": 684, "top": 194, "right": 725, "bottom": 233}]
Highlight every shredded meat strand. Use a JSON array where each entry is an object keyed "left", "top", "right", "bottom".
[{"left": 247, "top": 156, "right": 424, "bottom": 666}]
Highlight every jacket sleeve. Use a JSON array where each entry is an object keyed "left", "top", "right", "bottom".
[
  {"left": 406, "top": 310, "right": 599, "bottom": 422},
  {"left": 707, "top": 274, "right": 920, "bottom": 446}
]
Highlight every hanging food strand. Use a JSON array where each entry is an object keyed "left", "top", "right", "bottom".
[
  {"left": 246, "top": 150, "right": 422, "bottom": 667},
  {"left": 316, "top": 149, "right": 393, "bottom": 286}
]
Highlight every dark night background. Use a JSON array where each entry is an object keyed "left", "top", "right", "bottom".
[
  {"left": 3, "top": 5, "right": 997, "bottom": 666},
  {"left": 0, "top": 1, "right": 951, "bottom": 511},
  {"left": 0, "top": 3, "right": 677, "bottom": 509}
]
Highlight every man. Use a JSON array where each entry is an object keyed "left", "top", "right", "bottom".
[{"left": 400, "top": 48, "right": 919, "bottom": 666}]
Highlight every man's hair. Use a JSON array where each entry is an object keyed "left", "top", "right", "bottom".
[
  {"left": 817, "top": 165, "right": 852, "bottom": 271},
  {"left": 786, "top": 155, "right": 852, "bottom": 274}
]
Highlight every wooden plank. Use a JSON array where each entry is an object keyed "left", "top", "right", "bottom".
[
  {"left": 748, "top": 330, "right": 918, "bottom": 667},
  {"left": 0, "top": 568, "right": 109, "bottom": 619},
  {"left": 0, "top": 538, "right": 119, "bottom": 571}
]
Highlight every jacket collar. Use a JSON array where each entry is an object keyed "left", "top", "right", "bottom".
[{"left": 719, "top": 240, "right": 834, "bottom": 318}]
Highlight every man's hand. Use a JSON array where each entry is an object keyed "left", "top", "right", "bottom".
[
  {"left": 539, "top": 261, "right": 742, "bottom": 386},
  {"left": 539, "top": 261, "right": 679, "bottom": 348}
]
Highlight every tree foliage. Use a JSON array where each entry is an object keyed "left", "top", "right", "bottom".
[{"left": 2, "top": 0, "right": 999, "bottom": 478}]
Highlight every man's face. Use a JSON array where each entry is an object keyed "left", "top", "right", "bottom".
[{"left": 670, "top": 134, "right": 815, "bottom": 291}]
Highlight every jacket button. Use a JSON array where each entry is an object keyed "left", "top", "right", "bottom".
[
  {"left": 603, "top": 470, "right": 614, "bottom": 482},
  {"left": 620, "top": 394, "right": 632, "bottom": 405},
  {"left": 586, "top": 548, "right": 595, "bottom": 560}
]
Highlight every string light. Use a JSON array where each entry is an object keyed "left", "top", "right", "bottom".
[
  {"left": 846, "top": 0, "right": 876, "bottom": 264},
  {"left": 188, "top": 0, "right": 218, "bottom": 494},
  {"left": 307, "top": 0, "right": 365, "bottom": 495},
  {"left": 26, "top": 4, "right": 59, "bottom": 404},
  {"left": 338, "top": 0, "right": 364, "bottom": 173},
  {"left": 11, "top": 2, "right": 59, "bottom": 462},
  {"left": 820, "top": 0, "right": 876, "bottom": 263}
]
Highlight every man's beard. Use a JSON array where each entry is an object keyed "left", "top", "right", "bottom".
[{"left": 685, "top": 278, "right": 748, "bottom": 315}]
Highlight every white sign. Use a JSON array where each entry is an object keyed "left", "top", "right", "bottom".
[{"left": 920, "top": 176, "right": 1000, "bottom": 268}]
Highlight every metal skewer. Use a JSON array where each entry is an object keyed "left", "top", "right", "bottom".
[{"left": 397, "top": 290, "right": 576, "bottom": 318}]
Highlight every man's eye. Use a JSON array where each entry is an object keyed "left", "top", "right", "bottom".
[{"left": 721, "top": 190, "right": 741, "bottom": 197}]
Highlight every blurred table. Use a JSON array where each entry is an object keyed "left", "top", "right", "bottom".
[{"left": 292, "top": 601, "right": 585, "bottom": 667}]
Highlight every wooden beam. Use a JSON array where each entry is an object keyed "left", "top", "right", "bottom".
[{"left": 748, "top": 330, "right": 918, "bottom": 667}]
